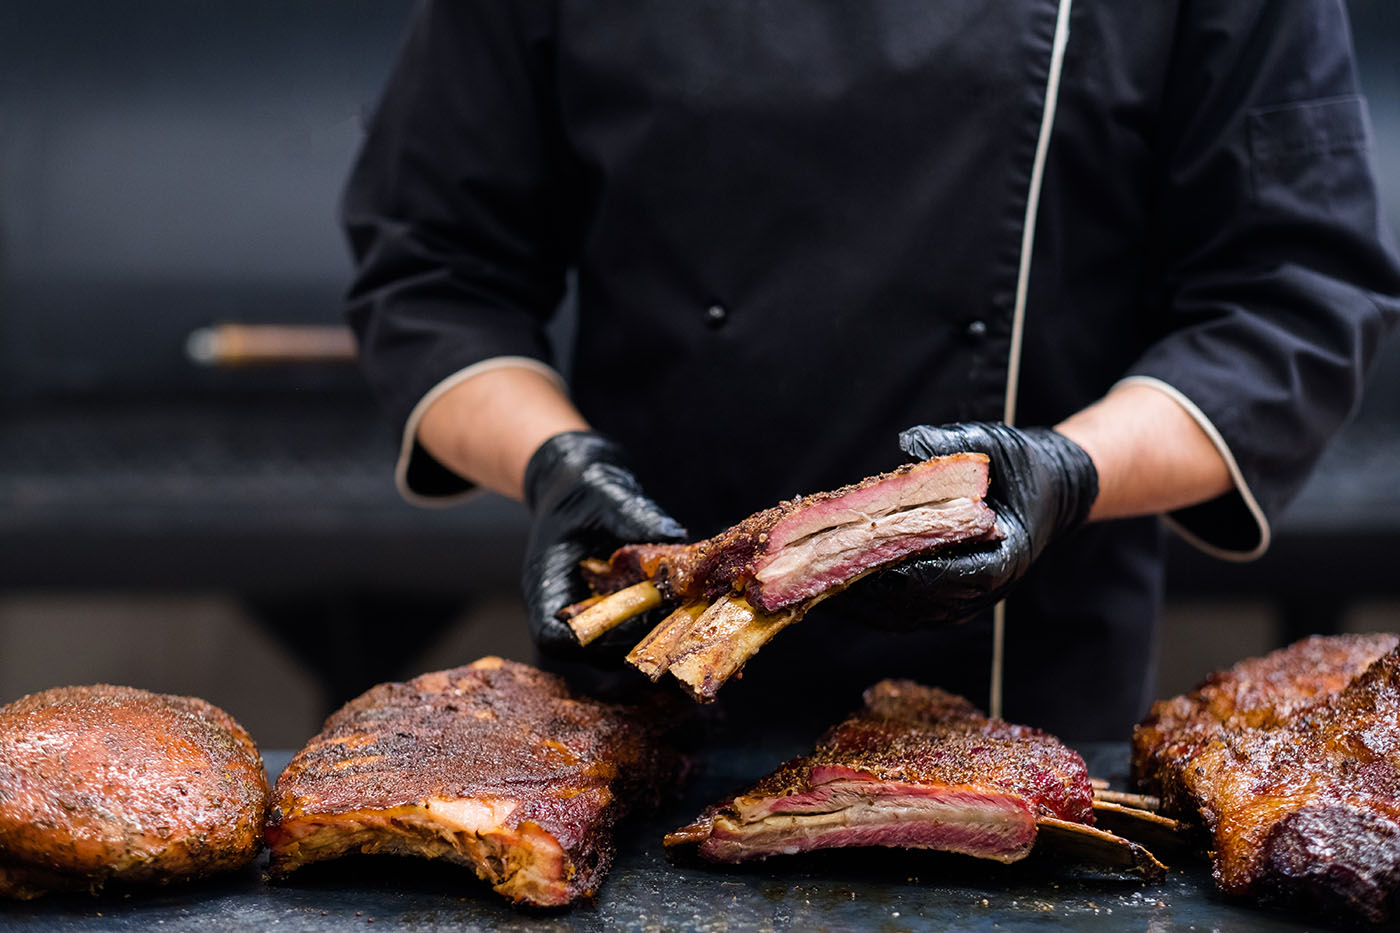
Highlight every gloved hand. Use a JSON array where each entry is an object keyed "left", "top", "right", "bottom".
[
  {"left": 522, "top": 430, "right": 689, "bottom": 658},
  {"left": 842, "top": 422, "right": 1098, "bottom": 628}
]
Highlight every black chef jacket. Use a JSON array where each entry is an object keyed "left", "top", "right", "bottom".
[{"left": 343, "top": 0, "right": 1400, "bottom": 740}]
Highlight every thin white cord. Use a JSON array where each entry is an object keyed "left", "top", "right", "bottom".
[
  {"left": 990, "top": 0, "right": 1074, "bottom": 720},
  {"left": 1004, "top": 0, "right": 1074, "bottom": 428},
  {"left": 991, "top": 601, "right": 1006, "bottom": 719}
]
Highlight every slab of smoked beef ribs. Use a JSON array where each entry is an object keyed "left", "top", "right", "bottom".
[
  {"left": 668, "top": 681, "right": 1162, "bottom": 877},
  {"left": 266, "top": 658, "right": 681, "bottom": 908},
  {"left": 0, "top": 685, "right": 270, "bottom": 900},
  {"left": 584, "top": 453, "right": 996, "bottom": 612},
  {"left": 567, "top": 454, "right": 998, "bottom": 701},
  {"left": 1132, "top": 635, "right": 1400, "bottom": 923}
]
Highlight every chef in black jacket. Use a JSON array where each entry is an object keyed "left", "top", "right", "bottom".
[{"left": 344, "top": 0, "right": 1400, "bottom": 740}]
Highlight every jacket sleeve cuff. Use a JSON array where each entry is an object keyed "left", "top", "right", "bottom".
[
  {"left": 1113, "top": 375, "right": 1272, "bottom": 562},
  {"left": 394, "top": 356, "right": 569, "bottom": 508}
]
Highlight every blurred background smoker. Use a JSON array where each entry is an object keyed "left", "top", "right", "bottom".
[{"left": 0, "top": 0, "right": 1397, "bottom": 747}]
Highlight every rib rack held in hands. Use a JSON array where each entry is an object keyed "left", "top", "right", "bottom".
[
  {"left": 666, "top": 680, "right": 1166, "bottom": 878},
  {"left": 562, "top": 454, "right": 998, "bottom": 700}
]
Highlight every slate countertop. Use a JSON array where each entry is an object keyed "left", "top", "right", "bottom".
[{"left": 0, "top": 744, "right": 1381, "bottom": 931}]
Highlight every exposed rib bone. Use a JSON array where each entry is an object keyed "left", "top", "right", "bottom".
[
  {"left": 1090, "top": 800, "right": 1190, "bottom": 855},
  {"left": 627, "top": 603, "right": 709, "bottom": 680},
  {"left": 1093, "top": 788, "right": 1161, "bottom": 811},
  {"left": 665, "top": 598, "right": 804, "bottom": 702},
  {"left": 1035, "top": 817, "right": 1167, "bottom": 880},
  {"left": 556, "top": 594, "right": 605, "bottom": 622},
  {"left": 566, "top": 582, "right": 661, "bottom": 646}
]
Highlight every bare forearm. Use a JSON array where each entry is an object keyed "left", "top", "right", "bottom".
[
  {"left": 417, "top": 367, "right": 590, "bottom": 501},
  {"left": 1055, "top": 382, "right": 1233, "bottom": 522}
]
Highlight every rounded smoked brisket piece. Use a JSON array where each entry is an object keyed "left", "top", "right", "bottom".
[{"left": 0, "top": 684, "right": 270, "bottom": 900}]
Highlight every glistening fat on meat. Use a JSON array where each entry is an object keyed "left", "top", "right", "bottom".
[
  {"left": 1132, "top": 633, "right": 1399, "bottom": 813},
  {"left": 1133, "top": 635, "right": 1400, "bottom": 923}
]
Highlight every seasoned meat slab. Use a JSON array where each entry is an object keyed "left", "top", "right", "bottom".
[
  {"left": 0, "top": 685, "right": 269, "bottom": 900},
  {"left": 266, "top": 657, "right": 679, "bottom": 907},
  {"left": 1132, "top": 633, "right": 1398, "bottom": 814},
  {"left": 667, "top": 681, "right": 1097, "bottom": 865},
  {"left": 1133, "top": 636, "right": 1400, "bottom": 922},
  {"left": 584, "top": 453, "right": 996, "bottom": 612}
]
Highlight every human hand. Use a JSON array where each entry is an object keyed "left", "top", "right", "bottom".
[
  {"left": 522, "top": 431, "right": 688, "bottom": 657},
  {"left": 841, "top": 422, "right": 1098, "bottom": 628}
]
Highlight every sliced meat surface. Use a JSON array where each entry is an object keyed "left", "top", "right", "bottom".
[
  {"left": 266, "top": 657, "right": 679, "bottom": 907},
  {"left": 571, "top": 455, "right": 997, "bottom": 700},
  {"left": 667, "top": 681, "right": 1092, "bottom": 865},
  {"left": 0, "top": 685, "right": 269, "bottom": 900},
  {"left": 584, "top": 453, "right": 996, "bottom": 613}
]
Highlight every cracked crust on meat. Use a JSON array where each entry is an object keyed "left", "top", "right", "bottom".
[
  {"left": 1132, "top": 633, "right": 1399, "bottom": 814},
  {"left": 1138, "top": 640, "right": 1400, "bottom": 920}
]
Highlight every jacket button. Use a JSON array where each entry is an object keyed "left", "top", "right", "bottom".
[
  {"left": 966, "top": 319, "right": 988, "bottom": 338},
  {"left": 706, "top": 304, "right": 728, "bottom": 329}
]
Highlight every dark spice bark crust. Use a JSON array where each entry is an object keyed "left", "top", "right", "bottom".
[{"left": 266, "top": 658, "right": 680, "bottom": 907}]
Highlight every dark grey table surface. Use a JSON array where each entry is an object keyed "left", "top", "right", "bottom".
[{"left": 0, "top": 745, "right": 1384, "bottom": 932}]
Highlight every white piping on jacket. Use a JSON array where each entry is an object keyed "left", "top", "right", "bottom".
[
  {"left": 991, "top": 0, "right": 1075, "bottom": 720},
  {"left": 1114, "top": 375, "right": 1272, "bottom": 561},
  {"left": 395, "top": 356, "right": 567, "bottom": 507}
]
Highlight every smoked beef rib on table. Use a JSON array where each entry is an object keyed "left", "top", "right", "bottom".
[
  {"left": 0, "top": 685, "right": 269, "bottom": 900},
  {"left": 265, "top": 657, "right": 681, "bottom": 908},
  {"left": 666, "top": 680, "right": 1165, "bottom": 878},
  {"left": 564, "top": 454, "right": 998, "bottom": 700},
  {"left": 1132, "top": 634, "right": 1400, "bottom": 923}
]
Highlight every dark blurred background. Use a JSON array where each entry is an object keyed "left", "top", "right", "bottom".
[{"left": 1, "top": 1, "right": 1398, "bottom": 746}]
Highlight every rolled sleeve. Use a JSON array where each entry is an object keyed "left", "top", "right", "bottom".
[
  {"left": 1127, "top": 0, "right": 1400, "bottom": 558},
  {"left": 395, "top": 357, "right": 567, "bottom": 506},
  {"left": 342, "top": 0, "right": 575, "bottom": 503}
]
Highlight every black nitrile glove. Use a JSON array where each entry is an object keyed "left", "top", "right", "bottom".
[
  {"left": 842, "top": 422, "right": 1098, "bottom": 628},
  {"left": 522, "top": 431, "right": 689, "bottom": 658}
]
